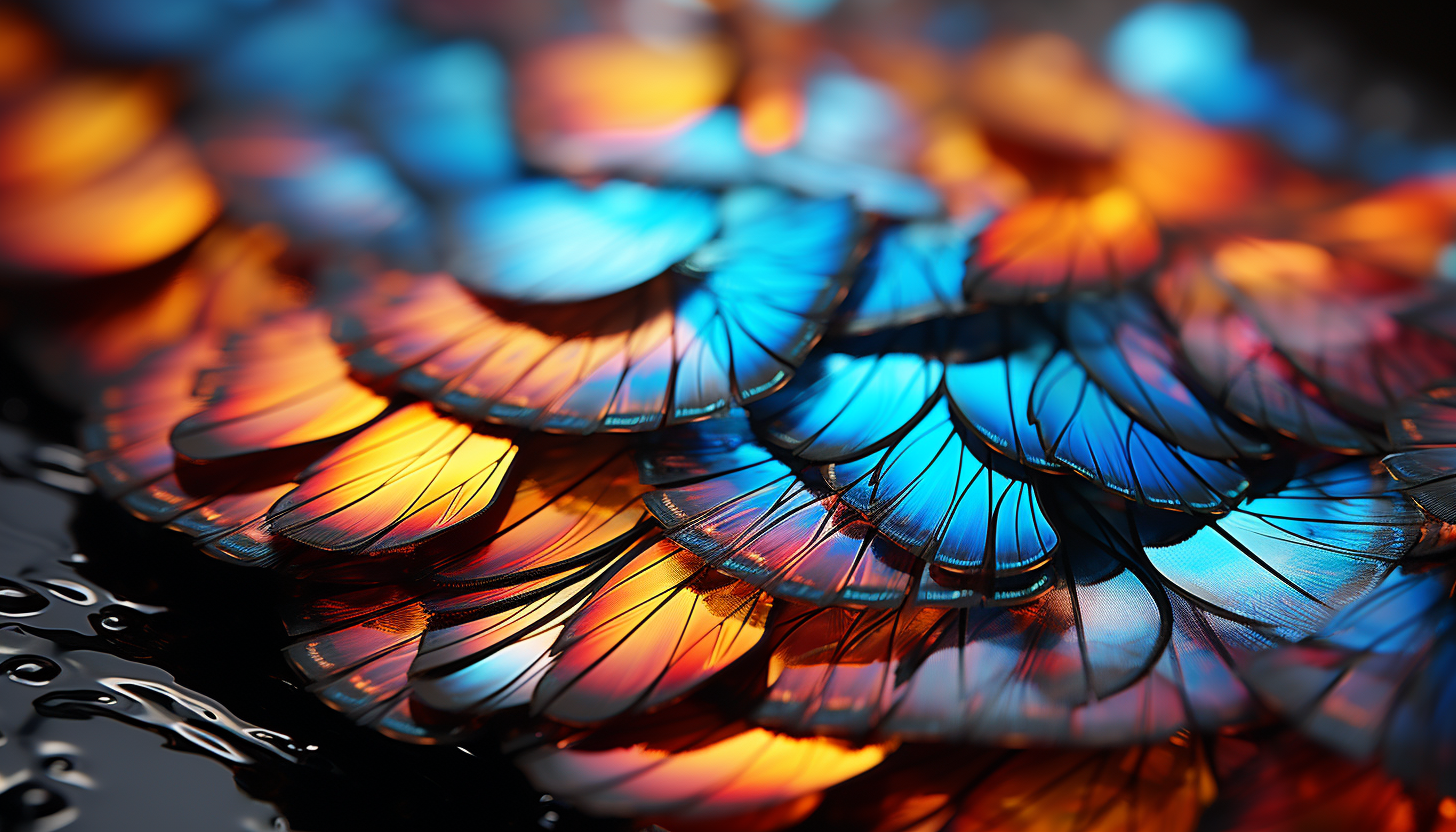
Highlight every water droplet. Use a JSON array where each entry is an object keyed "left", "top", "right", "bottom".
[
  {"left": 38, "top": 579, "right": 96, "bottom": 606},
  {"left": 99, "top": 615, "right": 126, "bottom": 632},
  {"left": 2, "top": 655, "right": 60, "bottom": 686},
  {"left": 21, "top": 787, "right": 51, "bottom": 807},
  {"left": 0, "top": 580, "right": 46, "bottom": 616}
]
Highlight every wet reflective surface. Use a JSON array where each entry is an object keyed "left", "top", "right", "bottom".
[{"left": 0, "top": 361, "right": 618, "bottom": 831}]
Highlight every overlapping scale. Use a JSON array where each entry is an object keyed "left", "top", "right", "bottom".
[
  {"left": 752, "top": 325, "right": 947, "bottom": 462},
  {"left": 332, "top": 189, "right": 853, "bottom": 433},
  {"left": 268, "top": 455, "right": 659, "bottom": 735},
  {"left": 1156, "top": 248, "right": 1384, "bottom": 454},
  {"left": 80, "top": 334, "right": 330, "bottom": 568},
  {"left": 1031, "top": 348, "right": 1247, "bottom": 512},
  {"left": 36, "top": 0, "right": 1456, "bottom": 826},
  {"left": 200, "top": 115, "right": 431, "bottom": 259},
  {"left": 516, "top": 724, "right": 889, "bottom": 829},
  {"left": 1244, "top": 566, "right": 1456, "bottom": 797},
  {"left": 428, "top": 438, "right": 650, "bottom": 585},
  {"left": 1160, "top": 239, "right": 1456, "bottom": 425},
  {"left": 807, "top": 740, "right": 1215, "bottom": 832},
  {"left": 170, "top": 310, "right": 389, "bottom": 462},
  {"left": 966, "top": 189, "right": 1162, "bottom": 303},
  {"left": 826, "top": 400, "right": 1057, "bottom": 575},
  {"left": 447, "top": 179, "right": 718, "bottom": 303},
  {"left": 285, "top": 568, "right": 590, "bottom": 741},
  {"left": 644, "top": 446, "right": 929, "bottom": 608},
  {"left": 641, "top": 413, "right": 1049, "bottom": 608},
  {"left": 286, "top": 536, "right": 770, "bottom": 741},
  {"left": 1064, "top": 295, "right": 1272, "bottom": 460},
  {"left": 1383, "top": 449, "right": 1456, "bottom": 524},
  {"left": 881, "top": 530, "right": 1168, "bottom": 742},
  {"left": 75, "top": 227, "right": 302, "bottom": 497},
  {"left": 280, "top": 458, "right": 661, "bottom": 735},
  {"left": 1139, "top": 460, "right": 1447, "bottom": 640},
  {"left": 266, "top": 402, "right": 518, "bottom": 554},
  {"left": 943, "top": 334, "right": 1062, "bottom": 472},
  {"left": 370, "top": 568, "right": 607, "bottom": 738},
  {"left": 751, "top": 487, "right": 1273, "bottom": 745},
  {"left": 837, "top": 219, "right": 979, "bottom": 334},
  {"left": 78, "top": 291, "right": 310, "bottom": 568},
  {"left": 533, "top": 539, "right": 773, "bottom": 724}
]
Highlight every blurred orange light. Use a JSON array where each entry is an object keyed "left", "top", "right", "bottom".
[
  {"left": 741, "top": 78, "right": 803, "bottom": 154},
  {"left": 0, "top": 134, "right": 220, "bottom": 276},
  {"left": 518, "top": 34, "right": 735, "bottom": 137},
  {"left": 962, "top": 34, "right": 1128, "bottom": 159},
  {"left": 0, "top": 72, "right": 168, "bottom": 190}
]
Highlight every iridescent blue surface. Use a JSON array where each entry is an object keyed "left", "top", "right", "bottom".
[
  {"left": 448, "top": 179, "right": 719, "bottom": 303},
  {"left": 829, "top": 400, "right": 1057, "bottom": 573},
  {"left": 1032, "top": 350, "right": 1248, "bottom": 511},
  {"left": 839, "top": 220, "right": 985, "bottom": 334}
]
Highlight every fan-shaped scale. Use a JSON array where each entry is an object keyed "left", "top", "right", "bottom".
[{"left": 447, "top": 179, "right": 718, "bottom": 303}]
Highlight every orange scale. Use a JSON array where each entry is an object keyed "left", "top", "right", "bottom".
[
  {"left": 285, "top": 602, "right": 429, "bottom": 729},
  {"left": 335, "top": 270, "right": 721, "bottom": 432},
  {"left": 517, "top": 727, "right": 890, "bottom": 824},
  {"left": 170, "top": 311, "right": 389, "bottom": 462},
  {"left": 534, "top": 539, "right": 773, "bottom": 725},
  {"left": 507, "top": 329, "right": 631, "bottom": 408},
  {"left": 434, "top": 442, "right": 648, "bottom": 583},
  {"left": 267, "top": 402, "right": 518, "bottom": 553},
  {"left": 814, "top": 740, "right": 1214, "bottom": 832},
  {"left": 403, "top": 573, "right": 605, "bottom": 717},
  {"left": 173, "top": 483, "right": 297, "bottom": 566},
  {"left": 84, "top": 338, "right": 214, "bottom": 489},
  {"left": 969, "top": 187, "right": 1161, "bottom": 302},
  {"left": 447, "top": 326, "right": 573, "bottom": 406},
  {"left": 0, "top": 71, "right": 168, "bottom": 191},
  {"left": 0, "top": 133, "right": 220, "bottom": 276}
]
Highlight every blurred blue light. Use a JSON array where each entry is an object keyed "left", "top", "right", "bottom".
[
  {"left": 1357, "top": 131, "right": 1425, "bottom": 183},
  {"left": 361, "top": 42, "right": 518, "bottom": 192},
  {"left": 754, "top": 0, "right": 840, "bottom": 21},
  {"left": 43, "top": 0, "right": 271, "bottom": 58},
  {"left": 201, "top": 2, "right": 413, "bottom": 113},
  {"left": 1105, "top": 3, "right": 1275, "bottom": 125},
  {"left": 1269, "top": 98, "right": 1347, "bottom": 165}
]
